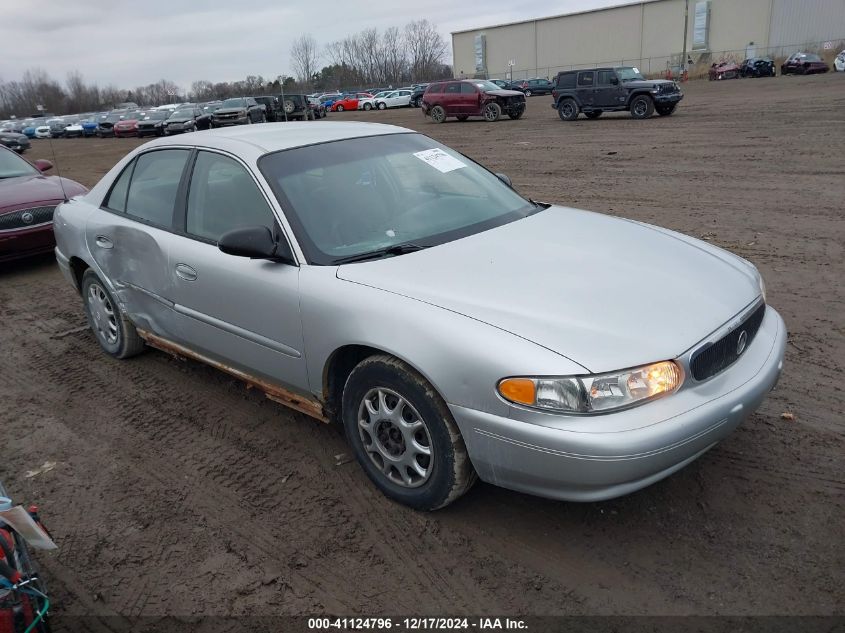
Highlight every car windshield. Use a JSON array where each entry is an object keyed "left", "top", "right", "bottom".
[
  {"left": 145, "top": 111, "right": 170, "bottom": 120},
  {"left": 616, "top": 67, "right": 645, "bottom": 81},
  {"left": 105, "top": 113, "right": 124, "bottom": 122},
  {"left": 259, "top": 133, "right": 539, "bottom": 265},
  {"left": 222, "top": 98, "right": 246, "bottom": 108},
  {"left": 170, "top": 110, "right": 194, "bottom": 118},
  {"left": 124, "top": 111, "right": 143, "bottom": 120},
  {"left": 0, "top": 149, "right": 38, "bottom": 179},
  {"left": 472, "top": 81, "right": 502, "bottom": 92}
]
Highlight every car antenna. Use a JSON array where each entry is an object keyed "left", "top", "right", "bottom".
[{"left": 46, "top": 130, "right": 69, "bottom": 202}]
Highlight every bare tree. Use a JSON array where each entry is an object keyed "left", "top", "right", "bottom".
[
  {"left": 382, "top": 26, "right": 407, "bottom": 86},
  {"left": 290, "top": 34, "right": 320, "bottom": 88},
  {"left": 404, "top": 19, "right": 448, "bottom": 82}
]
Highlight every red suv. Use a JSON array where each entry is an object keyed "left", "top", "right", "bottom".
[{"left": 421, "top": 80, "right": 526, "bottom": 123}]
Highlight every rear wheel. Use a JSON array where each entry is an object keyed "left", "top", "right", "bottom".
[
  {"left": 337, "top": 104, "right": 345, "bottom": 111},
  {"left": 557, "top": 98, "right": 579, "bottom": 121},
  {"left": 341, "top": 355, "right": 476, "bottom": 510},
  {"left": 524, "top": 89, "right": 532, "bottom": 97},
  {"left": 377, "top": 102, "right": 387, "bottom": 110},
  {"left": 656, "top": 103, "right": 676, "bottom": 116},
  {"left": 363, "top": 103, "right": 372, "bottom": 111},
  {"left": 584, "top": 111, "right": 602, "bottom": 119},
  {"left": 630, "top": 95, "right": 654, "bottom": 119},
  {"left": 413, "top": 97, "right": 422, "bottom": 107},
  {"left": 81, "top": 270, "right": 145, "bottom": 360},
  {"left": 482, "top": 102, "right": 501, "bottom": 122},
  {"left": 430, "top": 105, "right": 446, "bottom": 123}
]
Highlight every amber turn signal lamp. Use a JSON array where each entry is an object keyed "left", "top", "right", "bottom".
[{"left": 498, "top": 378, "right": 536, "bottom": 405}]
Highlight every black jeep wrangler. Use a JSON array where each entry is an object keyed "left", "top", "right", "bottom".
[
  {"left": 275, "top": 94, "right": 315, "bottom": 121},
  {"left": 551, "top": 66, "right": 683, "bottom": 120}
]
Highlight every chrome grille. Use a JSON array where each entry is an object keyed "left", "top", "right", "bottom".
[
  {"left": 690, "top": 303, "right": 766, "bottom": 381},
  {"left": 0, "top": 205, "right": 56, "bottom": 232}
]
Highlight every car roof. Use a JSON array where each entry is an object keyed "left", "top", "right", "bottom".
[{"left": 142, "top": 121, "right": 411, "bottom": 154}]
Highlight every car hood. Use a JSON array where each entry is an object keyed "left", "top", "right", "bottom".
[
  {"left": 0, "top": 132, "right": 28, "bottom": 141},
  {"left": 484, "top": 89, "right": 525, "bottom": 97},
  {"left": 0, "top": 174, "right": 86, "bottom": 211},
  {"left": 624, "top": 79, "right": 677, "bottom": 88},
  {"left": 213, "top": 107, "right": 246, "bottom": 115},
  {"left": 336, "top": 207, "right": 761, "bottom": 373},
  {"left": 166, "top": 116, "right": 193, "bottom": 123}
]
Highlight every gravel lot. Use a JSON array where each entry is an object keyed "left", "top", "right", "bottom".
[{"left": 1, "top": 74, "right": 843, "bottom": 626}]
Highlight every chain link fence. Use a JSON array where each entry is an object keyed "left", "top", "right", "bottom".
[{"left": 482, "top": 38, "right": 844, "bottom": 82}]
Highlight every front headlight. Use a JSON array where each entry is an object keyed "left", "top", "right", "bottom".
[
  {"left": 498, "top": 361, "right": 683, "bottom": 414},
  {"left": 758, "top": 274, "right": 767, "bottom": 302}
]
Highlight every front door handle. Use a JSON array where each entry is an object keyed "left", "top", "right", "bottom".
[
  {"left": 175, "top": 263, "right": 198, "bottom": 282},
  {"left": 95, "top": 235, "right": 113, "bottom": 249}
]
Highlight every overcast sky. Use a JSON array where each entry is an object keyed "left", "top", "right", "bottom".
[{"left": 1, "top": 0, "right": 626, "bottom": 90}]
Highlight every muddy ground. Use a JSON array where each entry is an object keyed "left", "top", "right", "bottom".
[{"left": 1, "top": 74, "right": 843, "bottom": 628}]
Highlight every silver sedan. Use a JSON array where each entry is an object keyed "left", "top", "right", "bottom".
[{"left": 53, "top": 122, "right": 786, "bottom": 510}]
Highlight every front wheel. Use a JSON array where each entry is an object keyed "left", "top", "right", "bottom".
[
  {"left": 524, "top": 89, "right": 532, "bottom": 97},
  {"left": 630, "top": 95, "right": 654, "bottom": 119},
  {"left": 377, "top": 102, "right": 386, "bottom": 110},
  {"left": 363, "top": 103, "right": 372, "bottom": 111},
  {"left": 81, "top": 270, "right": 145, "bottom": 359},
  {"left": 557, "top": 98, "right": 579, "bottom": 121},
  {"left": 430, "top": 105, "right": 446, "bottom": 123},
  {"left": 482, "top": 102, "right": 501, "bottom": 122},
  {"left": 342, "top": 355, "right": 476, "bottom": 510},
  {"left": 337, "top": 104, "right": 344, "bottom": 112},
  {"left": 413, "top": 97, "right": 422, "bottom": 107}
]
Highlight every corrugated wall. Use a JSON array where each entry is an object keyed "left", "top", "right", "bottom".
[{"left": 769, "top": 0, "right": 845, "bottom": 50}]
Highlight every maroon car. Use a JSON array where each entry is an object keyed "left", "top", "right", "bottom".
[
  {"left": 421, "top": 79, "right": 526, "bottom": 123},
  {"left": 781, "top": 52, "right": 829, "bottom": 75},
  {"left": 709, "top": 61, "right": 741, "bottom": 80},
  {"left": 0, "top": 147, "right": 87, "bottom": 262}
]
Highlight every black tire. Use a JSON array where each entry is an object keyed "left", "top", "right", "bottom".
[
  {"left": 557, "top": 98, "right": 579, "bottom": 121},
  {"left": 342, "top": 355, "right": 476, "bottom": 510},
  {"left": 430, "top": 105, "right": 446, "bottom": 123},
  {"left": 524, "top": 89, "right": 532, "bottom": 97},
  {"left": 81, "top": 270, "right": 145, "bottom": 359},
  {"left": 377, "top": 102, "right": 386, "bottom": 110},
  {"left": 363, "top": 103, "right": 372, "bottom": 111},
  {"left": 482, "top": 101, "right": 501, "bottom": 122},
  {"left": 656, "top": 103, "right": 676, "bottom": 116},
  {"left": 414, "top": 97, "right": 422, "bottom": 107},
  {"left": 456, "top": 114, "right": 469, "bottom": 121},
  {"left": 337, "top": 104, "right": 344, "bottom": 112},
  {"left": 584, "top": 110, "right": 602, "bottom": 119},
  {"left": 630, "top": 94, "right": 654, "bottom": 119}
]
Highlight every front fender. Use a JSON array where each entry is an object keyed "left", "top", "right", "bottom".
[{"left": 298, "top": 267, "right": 587, "bottom": 418}]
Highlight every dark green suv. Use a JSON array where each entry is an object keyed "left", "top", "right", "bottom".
[{"left": 551, "top": 67, "right": 683, "bottom": 121}]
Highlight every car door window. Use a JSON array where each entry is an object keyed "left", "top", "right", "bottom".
[
  {"left": 460, "top": 83, "right": 476, "bottom": 94},
  {"left": 557, "top": 73, "right": 576, "bottom": 89},
  {"left": 186, "top": 151, "right": 276, "bottom": 242},
  {"left": 597, "top": 70, "right": 616, "bottom": 85},
  {"left": 124, "top": 149, "right": 189, "bottom": 227},
  {"left": 444, "top": 83, "right": 460, "bottom": 94},
  {"left": 104, "top": 160, "right": 135, "bottom": 213},
  {"left": 577, "top": 72, "right": 594, "bottom": 86}
]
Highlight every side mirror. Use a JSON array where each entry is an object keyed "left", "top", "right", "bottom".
[
  {"left": 218, "top": 225, "right": 294, "bottom": 263},
  {"left": 611, "top": 77, "right": 619, "bottom": 85},
  {"left": 34, "top": 159, "right": 53, "bottom": 172},
  {"left": 495, "top": 172, "right": 512, "bottom": 188}
]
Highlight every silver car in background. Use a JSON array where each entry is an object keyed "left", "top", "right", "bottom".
[{"left": 53, "top": 122, "right": 786, "bottom": 510}]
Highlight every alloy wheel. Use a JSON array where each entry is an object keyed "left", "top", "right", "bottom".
[
  {"left": 88, "top": 283, "right": 119, "bottom": 346},
  {"left": 357, "top": 387, "right": 433, "bottom": 488}
]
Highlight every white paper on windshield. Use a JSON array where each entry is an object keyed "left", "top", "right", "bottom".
[
  {"left": 413, "top": 149, "right": 467, "bottom": 174},
  {"left": 0, "top": 506, "right": 57, "bottom": 550}
]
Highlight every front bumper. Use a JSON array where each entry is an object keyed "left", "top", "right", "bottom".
[
  {"left": 212, "top": 116, "right": 248, "bottom": 126},
  {"left": 450, "top": 306, "right": 786, "bottom": 502},
  {"left": 654, "top": 92, "right": 683, "bottom": 104}
]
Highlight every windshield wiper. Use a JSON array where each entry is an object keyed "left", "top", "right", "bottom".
[{"left": 333, "top": 242, "right": 428, "bottom": 264}]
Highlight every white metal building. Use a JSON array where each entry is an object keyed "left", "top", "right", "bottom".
[{"left": 452, "top": 0, "right": 845, "bottom": 79}]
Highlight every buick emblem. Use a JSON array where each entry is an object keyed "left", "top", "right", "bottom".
[
  {"left": 21, "top": 211, "right": 34, "bottom": 224},
  {"left": 736, "top": 330, "right": 748, "bottom": 355}
]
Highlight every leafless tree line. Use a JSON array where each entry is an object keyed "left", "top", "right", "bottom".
[
  {"left": 293, "top": 19, "right": 451, "bottom": 90},
  {"left": 0, "top": 20, "right": 451, "bottom": 117}
]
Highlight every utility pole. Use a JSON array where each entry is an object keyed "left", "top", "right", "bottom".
[{"left": 682, "top": 0, "right": 690, "bottom": 74}]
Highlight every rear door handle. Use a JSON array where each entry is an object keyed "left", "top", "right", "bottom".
[
  {"left": 95, "top": 235, "right": 113, "bottom": 249},
  {"left": 175, "top": 263, "right": 198, "bottom": 282}
]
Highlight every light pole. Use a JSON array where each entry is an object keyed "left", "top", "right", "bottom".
[{"left": 682, "top": 0, "right": 690, "bottom": 77}]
